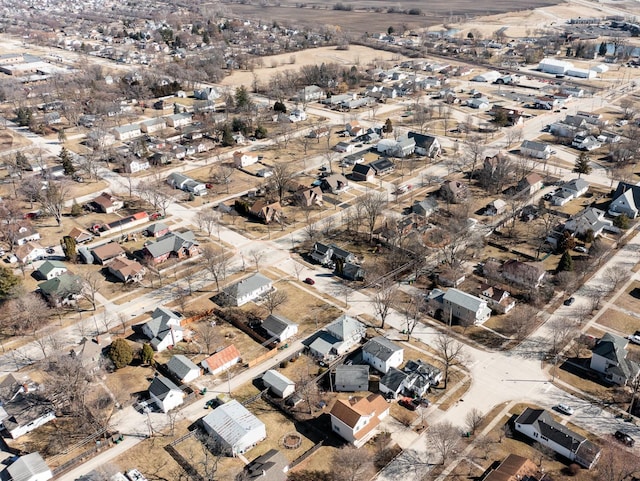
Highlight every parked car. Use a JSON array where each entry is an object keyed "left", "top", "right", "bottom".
[
  {"left": 575, "top": 246, "right": 588, "bottom": 253},
  {"left": 628, "top": 334, "right": 640, "bottom": 345},
  {"left": 555, "top": 403, "right": 574, "bottom": 415},
  {"left": 46, "top": 247, "right": 55, "bottom": 254},
  {"left": 563, "top": 297, "right": 575, "bottom": 306},
  {"left": 399, "top": 397, "right": 417, "bottom": 411},
  {"left": 303, "top": 277, "right": 315, "bottom": 285},
  {"left": 126, "top": 469, "right": 148, "bottom": 481},
  {"left": 615, "top": 430, "right": 635, "bottom": 447}
]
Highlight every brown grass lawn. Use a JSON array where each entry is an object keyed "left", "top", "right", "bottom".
[
  {"left": 105, "top": 364, "right": 156, "bottom": 406},
  {"left": 552, "top": 365, "right": 611, "bottom": 400},
  {"left": 614, "top": 281, "right": 640, "bottom": 314},
  {"left": 389, "top": 401, "right": 419, "bottom": 426},
  {"left": 437, "top": 377, "right": 471, "bottom": 411},
  {"left": 596, "top": 308, "right": 640, "bottom": 336}
]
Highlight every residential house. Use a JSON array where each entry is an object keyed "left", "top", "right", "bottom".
[
  {"left": 378, "top": 368, "right": 409, "bottom": 399},
  {"left": 250, "top": 200, "right": 283, "bottom": 224},
  {"left": 36, "top": 260, "right": 67, "bottom": 280},
  {"left": 142, "top": 307, "right": 184, "bottom": 352},
  {"left": 517, "top": 173, "right": 544, "bottom": 197},
  {"left": 167, "top": 173, "right": 206, "bottom": 196},
  {"left": 243, "top": 449, "right": 289, "bottom": 481},
  {"left": 376, "top": 137, "right": 415, "bottom": 157},
  {"left": 369, "top": 158, "right": 396, "bottom": 176},
  {"left": 483, "top": 454, "right": 543, "bottom": 481},
  {"left": 70, "top": 336, "right": 109, "bottom": 372},
  {"left": 112, "top": 124, "right": 141, "bottom": 141},
  {"left": 309, "top": 242, "right": 334, "bottom": 266},
  {"left": 91, "top": 242, "right": 126, "bottom": 265},
  {"left": 166, "top": 112, "right": 192, "bottom": 128},
  {"left": 296, "top": 85, "right": 323, "bottom": 102},
  {"left": 609, "top": 182, "right": 640, "bottom": 218},
  {"left": 439, "top": 180, "right": 468, "bottom": 204},
  {"left": 552, "top": 178, "right": 589, "bottom": 206},
  {"left": 289, "top": 108, "right": 307, "bottom": 123},
  {"left": 295, "top": 186, "right": 323, "bottom": 207},
  {"left": 520, "top": 140, "right": 551, "bottom": 159},
  {"left": 403, "top": 360, "right": 443, "bottom": 394},
  {"left": 146, "top": 222, "right": 170, "bottom": 238},
  {"left": 307, "top": 315, "right": 365, "bottom": 359},
  {"left": 502, "top": 259, "right": 546, "bottom": 288},
  {"left": 38, "top": 273, "right": 83, "bottom": 307},
  {"left": 143, "top": 231, "right": 199, "bottom": 264},
  {"left": 351, "top": 164, "right": 376, "bottom": 183},
  {"left": 262, "top": 370, "right": 295, "bottom": 398},
  {"left": 362, "top": 337, "right": 404, "bottom": 374},
  {"left": 467, "top": 97, "right": 490, "bottom": 109},
  {"left": 442, "top": 288, "right": 492, "bottom": 325},
  {"left": 342, "top": 262, "right": 365, "bottom": 281},
  {"left": 335, "top": 141, "right": 355, "bottom": 153},
  {"left": 201, "top": 345, "right": 241, "bottom": 375},
  {"left": 309, "top": 127, "right": 329, "bottom": 139},
  {"left": 166, "top": 355, "right": 201, "bottom": 383},
  {"left": 330, "top": 393, "right": 389, "bottom": 447},
  {"left": 123, "top": 157, "right": 150, "bottom": 174},
  {"left": 0, "top": 389, "right": 55, "bottom": 439},
  {"left": 490, "top": 105, "right": 524, "bottom": 126},
  {"left": 485, "top": 199, "right": 507, "bottom": 216},
  {"left": 412, "top": 197, "right": 438, "bottom": 217},
  {"left": 407, "top": 132, "right": 441, "bottom": 158},
  {"left": 597, "top": 131, "right": 621, "bottom": 144},
  {"left": 194, "top": 87, "right": 221, "bottom": 101},
  {"left": 564, "top": 207, "right": 613, "bottom": 237},
  {"left": 140, "top": 117, "right": 167, "bottom": 134},
  {"left": 223, "top": 273, "right": 273, "bottom": 307},
  {"left": 262, "top": 314, "right": 298, "bottom": 343},
  {"left": 550, "top": 121, "right": 580, "bottom": 139},
  {"left": 329, "top": 244, "right": 357, "bottom": 265},
  {"left": 107, "top": 257, "right": 145, "bottom": 283},
  {"left": 201, "top": 400, "right": 266, "bottom": 456},
  {"left": 572, "top": 133, "right": 601, "bottom": 151},
  {"left": 590, "top": 332, "right": 640, "bottom": 386},
  {"left": 148, "top": 376, "right": 184, "bottom": 413},
  {"left": 514, "top": 408, "right": 601, "bottom": 469},
  {"left": 479, "top": 283, "right": 516, "bottom": 314},
  {"left": 437, "top": 268, "right": 465, "bottom": 288},
  {"left": 233, "top": 151, "right": 259, "bottom": 168},
  {"left": 335, "top": 365, "right": 369, "bottom": 392},
  {"left": 534, "top": 96, "right": 560, "bottom": 110},
  {"left": 5, "top": 452, "right": 52, "bottom": 481},
  {"left": 346, "top": 121, "right": 363, "bottom": 137},
  {"left": 14, "top": 225, "right": 40, "bottom": 246},
  {"left": 321, "top": 173, "right": 349, "bottom": 194},
  {"left": 67, "top": 227, "right": 93, "bottom": 244},
  {"left": 14, "top": 241, "right": 46, "bottom": 264},
  {"left": 92, "top": 192, "right": 123, "bottom": 214}
]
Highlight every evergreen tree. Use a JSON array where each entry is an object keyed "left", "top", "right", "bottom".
[
  {"left": 59, "top": 147, "right": 75, "bottom": 176},
  {"left": 613, "top": 213, "right": 630, "bottom": 230},
  {"left": 15, "top": 107, "right": 32, "bottom": 127},
  {"left": 0, "top": 266, "right": 21, "bottom": 300},
  {"left": 221, "top": 124, "right": 235, "bottom": 147},
  {"left": 557, "top": 251, "right": 574, "bottom": 272},
  {"left": 234, "top": 85, "right": 252, "bottom": 111},
  {"left": 384, "top": 118, "right": 393, "bottom": 134},
  {"left": 598, "top": 42, "right": 607, "bottom": 57},
  {"left": 61, "top": 235, "right": 77, "bottom": 262},
  {"left": 255, "top": 125, "right": 268, "bottom": 139},
  {"left": 273, "top": 101, "right": 287, "bottom": 113},
  {"left": 108, "top": 338, "right": 134, "bottom": 369},
  {"left": 573, "top": 152, "right": 591, "bottom": 178},
  {"left": 141, "top": 343, "right": 155, "bottom": 365},
  {"left": 70, "top": 200, "right": 82, "bottom": 217}
]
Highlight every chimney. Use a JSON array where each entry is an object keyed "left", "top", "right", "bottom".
[{"left": 22, "top": 383, "right": 28, "bottom": 393}]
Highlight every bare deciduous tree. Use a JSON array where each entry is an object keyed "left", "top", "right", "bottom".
[
  {"left": 201, "top": 245, "right": 231, "bottom": 292},
  {"left": 373, "top": 282, "right": 398, "bottom": 329},
  {"left": 195, "top": 210, "right": 220, "bottom": 237},
  {"left": 331, "top": 445, "right": 373, "bottom": 481},
  {"left": 80, "top": 272, "right": 102, "bottom": 311},
  {"left": 465, "top": 408, "right": 484, "bottom": 435},
  {"left": 434, "top": 332, "right": 464, "bottom": 389},
  {"left": 263, "top": 289, "right": 288, "bottom": 314},
  {"left": 39, "top": 181, "right": 69, "bottom": 226},
  {"left": 249, "top": 249, "right": 265, "bottom": 272},
  {"left": 426, "top": 421, "right": 459, "bottom": 465},
  {"left": 357, "top": 190, "right": 387, "bottom": 242},
  {"left": 270, "top": 162, "right": 295, "bottom": 203}
]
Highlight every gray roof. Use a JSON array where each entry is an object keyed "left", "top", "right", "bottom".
[
  {"left": 335, "top": 365, "right": 369, "bottom": 387},
  {"left": 167, "top": 355, "right": 199, "bottom": 381},
  {"left": 7, "top": 452, "right": 50, "bottom": 481},
  {"left": 37, "top": 260, "right": 66, "bottom": 278},
  {"left": 613, "top": 182, "right": 640, "bottom": 211},
  {"left": 328, "top": 244, "right": 354, "bottom": 262},
  {"left": 224, "top": 273, "right": 272, "bottom": 300},
  {"left": 521, "top": 139, "right": 549, "bottom": 152},
  {"left": 326, "top": 315, "right": 365, "bottom": 341},
  {"left": 149, "top": 376, "right": 181, "bottom": 400},
  {"left": 443, "top": 288, "right": 486, "bottom": 312},
  {"left": 202, "top": 400, "right": 265, "bottom": 446},
  {"left": 564, "top": 178, "right": 589, "bottom": 193},
  {"left": 363, "top": 336, "right": 403, "bottom": 361},
  {"left": 262, "top": 370, "right": 294, "bottom": 394},
  {"left": 380, "top": 367, "right": 408, "bottom": 392},
  {"left": 147, "top": 222, "right": 169, "bottom": 234},
  {"left": 144, "top": 231, "right": 197, "bottom": 259},
  {"left": 403, "top": 360, "right": 441, "bottom": 381},
  {"left": 262, "top": 314, "right": 297, "bottom": 337},
  {"left": 308, "top": 332, "right": 339, "bottom": 356},
  {"left": 245, "top": 449, "right": 288, "bottom": 481},
  {"left": 516, "top": 408, "right": 587, "bottom": 454}
]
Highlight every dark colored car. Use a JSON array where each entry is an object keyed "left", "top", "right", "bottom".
[
  {"left": 615, "top": 430, "right": 635, "bottom": 447},
  {"left": 564, "top": 297, "right": 575, "bottom": 306},
  {"left": 303, "top": 277, "right": 315, "bottom": 285},
  {"left": 399, "top": 397, "right": 417, "bottom": 411}
]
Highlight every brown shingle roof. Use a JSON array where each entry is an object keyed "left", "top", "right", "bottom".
[{"left": 330, "top": 393, "right": 388, "bottom": 438}]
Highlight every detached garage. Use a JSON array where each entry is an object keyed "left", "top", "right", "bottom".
[{"left": 262, "top": 370, "right": 295, "bottom": 398}]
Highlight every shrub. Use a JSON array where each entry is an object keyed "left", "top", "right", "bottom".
[
  {"left": 614, "top": 214, "right": 630, "bottom": 230},
  {"left": 108, "top": 338, "right": 134, "bottom": 369}
]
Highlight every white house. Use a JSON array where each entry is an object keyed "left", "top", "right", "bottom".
[
  {"left": 166, "top": 355, "right": 201, "bottom": 383},
  {"left": 36, "top": 260, "right": 67, "bottom": 281},
  {"left": 432, "top": 288, "right": 492, "bottom": 326},
  {"left": 166, "top": 112, "right": 192, "bottom": 128},
  {"left": 223, "top": 273, "right": 273, "bottom": 306},
  {"left": 590, "top": 332, "right": 639, "bottom": 386},
  {"left": 362, "top": 337, "right": 404, "bottom": 374},
  {"left": 262, "top": 314, "right": 298, "bottom": 342},
  {"left": 501, "top": 260, "right": 546, "bottom": 288},
  {"left": 551, "top": 178, "right": 589, "bottom": 206},
  {"left": 233, "top": 151, "right": 259, "bottom": 168},
  {"left": 140, "top": 117, "right": 167, "bottom": 134},
  {"left": 202, "top": 400, "right": 266, "bottom": 456},
  {"left": 6, "top": 452, "right": 52, "bottom": 481},
  {"left": 407, "top": 132, "right": 441, "bottom": 158},
  {"left": 0, "top": 391, "right": 56, "bottom": 439},
  {"left": 564, "top": 207, "right": 613, "bottom": 238},
  {"left": 14, "top": 242, "right": 46, "bottom": 265},
  {"left": 262, "top": 370, "right": 295, "bottom": 398},
  {"left": 308, "top": 315, "right": 366, "bottom": 360},
  {"left": 520, "top": 140, "right": 551, "bottom": 160},
  {"left": 330, "top": 394, "right": 389, "bottom": 447},
  {"left": 112, "top": 124, "right": 141, "bottom": 141},
  {"left": 609, "top": 182, "right": 640, "bottom": 218},
  {"left": 124, "top": 158, "right": 150, "bottom": 174},
  {"left": 479, "top": 284, "right": 516, "bottom": 314},
  {"left": 148, "top": 376, "right": 185, "bottom": 413},
  {"left": 201, "top": 345, "right": 241, "bottom": 375},
  {"left": 14, "top": 225, "right": 40, "bottom": 246},
  {"left": 142, "top": 307, "right": 184, "bottom": 352},
  {"left": 514, "top": 408, "right": 601, "bottom": 469}
]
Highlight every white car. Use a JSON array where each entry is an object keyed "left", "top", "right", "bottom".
[
  {"left": 575, "top": 246, "right": 588, "bottom": 254},
  {"left": 628, "top": 335, "right": 640, "bottom": 345},
  {"left": 126, "top": 469, "right": 148, "bottom": 481},
  {"left": 555, "top": 404, "right": 574, "bottom": 415}
]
